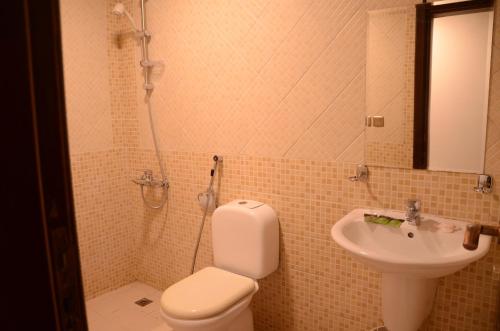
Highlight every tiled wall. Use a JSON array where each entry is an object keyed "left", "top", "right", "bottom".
[
  {"left": 126, "top": 1, "right": 500, "bottom": 330},
  {"left": 62, "top": 0, "right": 500, "bottom": 329},
  {"left": 60, "top": 0, "right": 139, "bottom": 298},
  {"left": 69, "top": 150, "right": 136, "bottom": 297},
  {"left": 131, "top": 151, "right": 500, "bottom": 331},
  {"left": 133, "top": 1, "right": 500, "bottom": 330},
  {"left": 133, "top": 0, "right": 370, "bottom": 161},
  {"left": 60, "top": 0, "right": 113, "bottom": 154}
]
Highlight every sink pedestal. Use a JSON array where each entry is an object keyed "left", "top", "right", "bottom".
[{"left": 382, "top": 274, "right": 438, "bottom": 331}]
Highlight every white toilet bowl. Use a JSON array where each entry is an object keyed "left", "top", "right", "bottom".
[
  {"left": 161, "top": 200, "right": 279, "bottom": 331},
  {"left": 160, "top": 267, "right": 259, "bottom": 331}
]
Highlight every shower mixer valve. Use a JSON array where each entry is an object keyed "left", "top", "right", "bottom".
[{"left": 132, "top": 169, "right": 169, "bottom": 188}]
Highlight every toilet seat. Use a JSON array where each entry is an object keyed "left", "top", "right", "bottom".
[{"left": 161, "top": 267, "right": 256, "bottom": 320}]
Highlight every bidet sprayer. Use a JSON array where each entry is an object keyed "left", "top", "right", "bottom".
[{"left": 197, "top": 155, "right": 223, "bottom": 211}]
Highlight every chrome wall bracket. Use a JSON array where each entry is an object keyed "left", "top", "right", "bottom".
[
  {"left": 348, "top": 164, "right": 369, "bottom": 182},
  {"left": 474, "top": 174, "right": 493, "bottom": 194}
]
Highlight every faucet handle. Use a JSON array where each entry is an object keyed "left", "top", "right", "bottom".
[{"left": 407, "top": 199, "right": 421, "bottom": 211}]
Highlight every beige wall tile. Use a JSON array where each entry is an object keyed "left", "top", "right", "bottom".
[{"left": 60, "top": 0, "right": 113, "bottom": 154}]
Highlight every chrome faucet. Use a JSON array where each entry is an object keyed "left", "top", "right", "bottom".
[
  {"left": 463, "top": 223, "right": 499, "bottom": 250},
  {"left": 132, "top": 169, "right": 168, "bottom": 188},
  {"left": 143, "top": 169, "right": 153, "bottom": 182},
  {"left": 405, "top": 199, "right": 421, "bottom": 226}
]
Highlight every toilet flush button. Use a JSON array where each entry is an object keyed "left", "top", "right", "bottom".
[{"left": 228, "top": 199, "right": 264, "bottom": 209}]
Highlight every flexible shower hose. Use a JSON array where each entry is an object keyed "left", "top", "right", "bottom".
[{"left": 141, "top": 94, "right": 168, "bottom": 209}]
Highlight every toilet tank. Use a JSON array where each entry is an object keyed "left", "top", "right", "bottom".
[{"left": 212, "top": 200, "right": 279, "bottom": 279}]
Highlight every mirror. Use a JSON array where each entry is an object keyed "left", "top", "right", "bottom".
[
  {"left": 364, "top": 4, "right": 416, "bottom": 169},
  {"left": 364, "top": 0, "right": 495, "bottom": 173}
]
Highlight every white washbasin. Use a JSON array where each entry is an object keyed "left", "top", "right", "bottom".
[
  {"left": 331, "top": 208, "right": 493, "bottom": 331},
  {"left": 331, "top": 208, "right": 491, "bottom": 278}
]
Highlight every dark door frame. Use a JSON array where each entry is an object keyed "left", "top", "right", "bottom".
[
  {"left": 413, "top": 0, "right": 495, "bottom": 169},
  {"left": 1, "top": 1, "right": 87, "bottom": 330}
]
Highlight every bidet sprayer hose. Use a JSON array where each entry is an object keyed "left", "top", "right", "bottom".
[{"left": 190, "top": 155, "right": 222, "bottom": 275}]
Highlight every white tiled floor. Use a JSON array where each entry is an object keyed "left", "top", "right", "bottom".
[{"left": 86, "top": 282, "right": 172, "bottom": 331}]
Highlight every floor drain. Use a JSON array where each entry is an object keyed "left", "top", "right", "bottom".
[{"left": 134, "top": 298, "right": 153, "bottom": 307}]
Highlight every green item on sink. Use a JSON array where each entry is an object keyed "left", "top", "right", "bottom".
[
  {"left": 364, "top": 214, "right": 403, "bottom": 228},
  {"left": 386, "top": 219, "right": 403, "bottom": 228}
]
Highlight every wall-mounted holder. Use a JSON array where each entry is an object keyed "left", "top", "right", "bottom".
[
  {"left": 348, "top": 164, "right": 369, "bottom": 182},
  {"left": 474, "top": 174, "right": 493, "bottom": 194},
  {"left": 365, "top": 116, "right": 385, "bottom": 127},
  {"left": 198, "top": 189, "right": 216, "bottom": 211}
]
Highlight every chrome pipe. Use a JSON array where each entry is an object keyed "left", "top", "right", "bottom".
[
  {"left": 139, "top": 0, "right": 151, "bottom": 90},
  {"left": 113, "top": 1, "right": 167, "bottom": 208}
]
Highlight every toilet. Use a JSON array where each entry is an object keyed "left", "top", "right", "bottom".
[{"left": 160, "top": 200, "right": 279, "bottom": 331}]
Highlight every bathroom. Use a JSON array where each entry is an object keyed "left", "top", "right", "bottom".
[{"left": 4, "top": 0, "right": 499, "bottom": 330}]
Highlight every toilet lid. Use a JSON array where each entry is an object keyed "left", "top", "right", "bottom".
[{"left": 160, "top": 267, "right": 256, "bottom": 320}]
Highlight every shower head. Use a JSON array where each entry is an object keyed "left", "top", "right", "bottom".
[
  {"left": 112, "top": 2, "right": 139, "bottom": 31},
  {"left": 112, "top": 3, "right": 126, "bottom": 16}
]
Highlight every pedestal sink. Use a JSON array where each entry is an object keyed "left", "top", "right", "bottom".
[{"left": 331, "top": 209, "right": 491, "bottom": 331}]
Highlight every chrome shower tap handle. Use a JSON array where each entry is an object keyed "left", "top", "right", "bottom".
[{"left": 143, "top": 169, "right": 153, "bottom": 181}]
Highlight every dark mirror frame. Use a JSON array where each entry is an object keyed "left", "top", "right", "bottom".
[{"left": 413, "top": 0, "right": 495, "bottom": 169}]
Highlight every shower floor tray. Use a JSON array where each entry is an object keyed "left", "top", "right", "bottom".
[{"left": 85, "top": 282, "right": 172, "bottom": 331}]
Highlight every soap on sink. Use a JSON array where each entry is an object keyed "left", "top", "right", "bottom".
[
  {"left": 437, "top": 222, "right": 457, "bottom": 233},
  {"left": 364, "top": 214, "right": 403, "bottom": 228}
]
